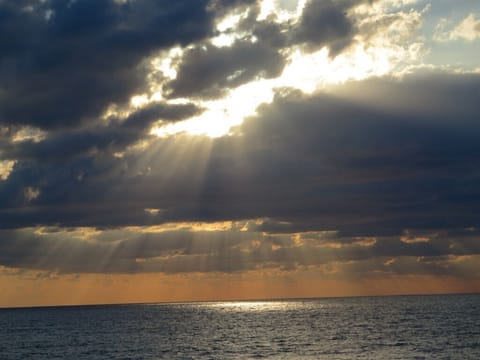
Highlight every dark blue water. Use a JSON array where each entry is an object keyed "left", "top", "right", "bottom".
[{"left": 1, "top": 294, "right": 479, "bottom": 359}]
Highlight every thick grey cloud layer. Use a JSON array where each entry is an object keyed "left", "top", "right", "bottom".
[
  {"left": 0, "top": 0, "right": 479, "bottom": 280},
  {"left": 0, "top": 0, "right": 238, "bottom": 129},
  {"left": 2, "top": 102, "right": 202, "bottom": 162},
  {"left": 2, "top": 72, "right": 480, "bottom": 235}
]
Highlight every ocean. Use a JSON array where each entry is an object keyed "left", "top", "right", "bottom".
[{"left": 0, "top": 294, "right": 478, "bottom": 359}]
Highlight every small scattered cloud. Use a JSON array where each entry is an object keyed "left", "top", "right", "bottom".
[
  {"left": 0, "top": 160, "right": 16, "bottom": 181},
  {"left": 23, "top": 186, "right": 40, "bottom": 203},
  {"left": 144, "top": 208, "right": 162, "bottom": 215}
]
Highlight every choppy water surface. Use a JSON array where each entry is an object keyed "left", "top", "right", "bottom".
[{"left": 1, "top": 294, "right": 479, "bottom": 359}]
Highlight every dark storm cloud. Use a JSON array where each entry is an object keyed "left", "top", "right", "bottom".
[
  {"left": 251, "top": 0, "right": 376, "bottom": 54},
  {"left": 197, "top": 72, "right": 480, "bottom": 235},
  {"left": 0, "top": 0, "right": 214, "bottom": 130},
  {"left": 0, "top": 0, "right": 396, "bottom": 230},
  {"left": 293, "top": 0, "right": 357, "bottom": 55},
  {"left": 0, "top": 0, "right": 383, "bottom": 134},
  {"left": 0, "top": 0, "right": 385, "bottom": 165},
  {"left": 2, "top": 71, "right": 480, "bottom": 235},
  {"left": 164, "top": 41, "right": 285, "bottom": 99},
  {"left": 2, "top": 102, "right": 202, "bottom": 162},
  {"left": 122, "top": 102, "right": 202, "bottom": 129}
]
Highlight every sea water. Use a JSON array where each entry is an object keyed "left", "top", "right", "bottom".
[{"left": 0, "top": 294, "right": 479, "bottom": 359}]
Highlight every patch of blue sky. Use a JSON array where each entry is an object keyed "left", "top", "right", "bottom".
[{"left": 414, "top": 0, "right": 480, "bottom": 69}]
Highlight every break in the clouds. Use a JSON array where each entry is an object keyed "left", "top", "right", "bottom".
[{"left": 1, "top": 0, "right": 480, "bottom": 291}]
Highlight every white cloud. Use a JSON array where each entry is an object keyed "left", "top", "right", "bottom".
[{"left": 434, "top": 13, "right": 480, "bottom": 42}]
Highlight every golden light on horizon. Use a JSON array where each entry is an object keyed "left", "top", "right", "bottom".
[{"left": 2, "top": 268, "right": 479, "bottom": 308}]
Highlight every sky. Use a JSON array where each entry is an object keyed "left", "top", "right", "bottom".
[{"left": 1, "top": 0, "right": 480, "bottom": 308}]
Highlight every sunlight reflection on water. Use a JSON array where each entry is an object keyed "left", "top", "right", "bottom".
[
  {"left": 1, "top": 295, "right": 479, "bottom": 359},
  {"left": 201, "top": 300, "right": 303, "bottom": 312}
]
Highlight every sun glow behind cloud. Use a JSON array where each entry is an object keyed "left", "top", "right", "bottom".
[
  {"left": 257, "top": 0, "right": 307, "bottom": 22},
  {"left": 152, "top": 42, "right": 420, "bottom": 138},
  {"left": 147, "top": 0, "right": 425, "bottom": 138}
]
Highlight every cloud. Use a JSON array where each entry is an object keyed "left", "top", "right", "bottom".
[
  {"left": 0, "top": 1, "right": 479, "bottom": 285},
  {"left": 0, "top": 160, "right": 15, "bottom": 180},
  {"left": 293, "top": 0, "right": 356, "bottom": 55},
  {"left": 164, "top": 40, "right": 285, "bottom": 99},
  {"left": 1, "top": 102, "right": 202, "bottom": 162},
  {"left": 0, "top": 0, "right": 409, "bottom": 137},
  {"left": 1, "top": 225, "right": 480, "bottom": 278},
  {"left": 2, "top": 70, "right": 480, "bottom": 236},
  {"left": 192, "top": 71, "right": 480, "bottom": 235},
  {"left": 434, "top": 13, "right": 480, "bottom": 42},
  {"left": 164, "top": 0, "right": 395, "bottom": 99},
  {"left": 0, "top": 0, "right": 214, "bottom": 130}
]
